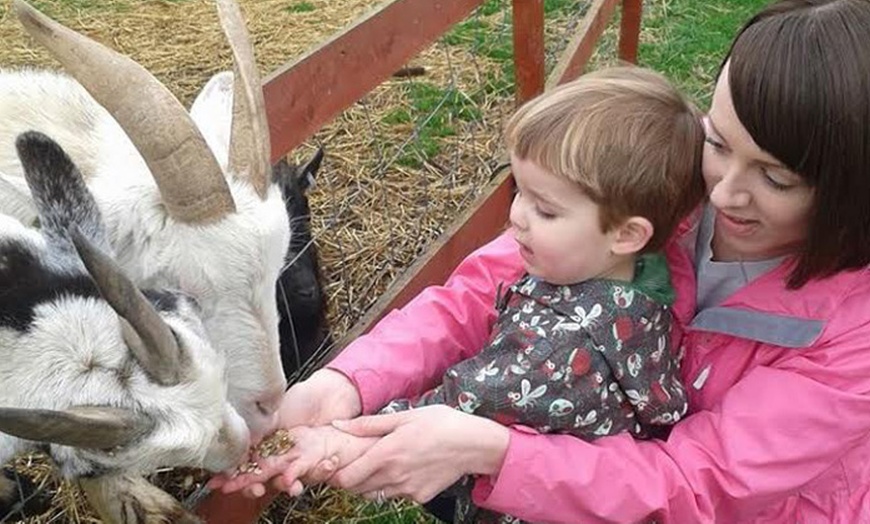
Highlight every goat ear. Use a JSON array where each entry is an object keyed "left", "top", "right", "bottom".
[
  {"left": 16, "top": 131, "right": 111, "bottom": 259},
  {"left": 270, "top": 158, "right": 292, "bottom": 186},
  {"left": 0, "top": 406, "right": 154, "bottom": 450},
  {"left": 190, "top": 71, "right": 234, "bottom": 173},
  {"left": 296, "top": 146, "right": 324, "bottom": 192},
  {"left": 70, "top": 225, "right": 185, "bottom": 386}
]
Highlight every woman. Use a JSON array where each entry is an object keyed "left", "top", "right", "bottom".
[{"left": 220, "top": 0, "right": 870, "bottom": 521}]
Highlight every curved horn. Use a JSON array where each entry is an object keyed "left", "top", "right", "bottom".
[
  {"left": 13, "top": 0, "right": 235, "bottom": 223},
  {"left": 69, "top": 225, "right": 184, "bottom": 386},
  {"left": 216, "top": 0, "right": 271, "bottom": 199},
  {"left": 0, "top": 406, "right": 154, "bottom": 450}
]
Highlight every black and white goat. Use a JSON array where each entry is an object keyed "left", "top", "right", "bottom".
[
  {"left": 0, "top": 132, "right": 249, "bottom": 522},
  {"left": 0, "top": 0, "right": 290, "bottom": 439}
]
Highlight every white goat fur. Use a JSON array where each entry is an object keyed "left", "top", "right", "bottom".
[
  {"left": 0, "top": 214, "right": 250, "bottom": 478},
  {"left": 0, "top": 69, "right": 290, "bottom": 436}
]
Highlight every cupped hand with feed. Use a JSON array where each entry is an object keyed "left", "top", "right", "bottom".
[
  {"left": 212, "top": 424, "right": 379, "bottom": 498},
  {"left": 326, "top": 405, "right": 511, "bottom": 504}
]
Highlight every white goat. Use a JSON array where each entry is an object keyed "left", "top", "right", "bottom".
[
  {"left": 0, "top": 0, "right": 291, "bottom": 438},
  {"left": 0, "top": 131, "right": 249, "bottom": 521},
  {"left": 191, "top": 71, "right": 333, "bottom": 380}
]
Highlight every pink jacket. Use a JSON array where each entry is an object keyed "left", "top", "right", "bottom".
[{"left": 329, "top": 216, "right": 870, "bottom": 523}]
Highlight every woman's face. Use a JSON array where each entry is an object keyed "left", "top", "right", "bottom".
[{"left": 703, "top": 62, "right": 814, "bottom": 262}]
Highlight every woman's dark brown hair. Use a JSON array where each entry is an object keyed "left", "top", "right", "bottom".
[{"left": 725, "top": 0, "right": 870, "bottom": 288}]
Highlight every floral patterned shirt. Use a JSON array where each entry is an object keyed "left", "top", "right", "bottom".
[{"left": 382, "top": 253, "right": 688, "bottom": 523}]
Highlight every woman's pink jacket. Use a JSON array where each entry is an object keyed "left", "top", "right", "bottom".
[{"left": 329, "top": 215, "right": 870, "bottom": 523}]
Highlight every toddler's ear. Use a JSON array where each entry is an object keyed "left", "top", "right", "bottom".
[{"left": 610, "top": 216, "right": 653, "bottom": 256}]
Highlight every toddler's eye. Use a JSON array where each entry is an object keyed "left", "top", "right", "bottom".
[{"left": 536, "top": 208, "right": 556, "bottom": 219}]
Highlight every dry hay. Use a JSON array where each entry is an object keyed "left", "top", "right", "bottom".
[
  {"left": 0, "top": 0, "right": 380, "bottom": 105},
  {"left": 0, "top": 0, "right": 598, "bottom": 521}
]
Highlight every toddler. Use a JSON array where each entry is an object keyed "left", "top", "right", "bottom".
[{"left": 222, "top": 65, "right": 705, "bottom": 523}]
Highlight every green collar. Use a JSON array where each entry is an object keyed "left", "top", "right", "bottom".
[{"left": 631, "top": 253, "right": 675, "bottom": 306}]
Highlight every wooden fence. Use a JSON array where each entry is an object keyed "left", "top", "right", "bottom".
[{"left": 195, "top": 0, "right": 642, "bottom": 520}]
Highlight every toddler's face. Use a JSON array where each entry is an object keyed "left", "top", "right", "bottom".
[{"left": 508, "top": 154, "right": 621, "bottom": 285}]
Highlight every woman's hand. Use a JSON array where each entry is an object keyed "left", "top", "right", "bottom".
[{"left": 326, "top": 405, "right": 511, "bottom": 504}]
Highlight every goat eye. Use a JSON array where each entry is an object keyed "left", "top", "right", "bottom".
[{"left": 187, "top": 295, "right": 202, "bottom": 312}]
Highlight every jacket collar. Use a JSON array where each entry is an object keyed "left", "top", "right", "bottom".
[
  {"left": 668, "top": 205, "right": 868, "bottom": 348},
  {"left": 512, "top": 254, "right": 671, "bottom": 322}
]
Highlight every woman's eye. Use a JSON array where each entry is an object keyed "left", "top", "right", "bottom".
[
  {"left": 704, "top": 136, "right": 726, "bottom": 152},
  {"left": 762, "top": 168, "right": 792, "bottom": 191}
]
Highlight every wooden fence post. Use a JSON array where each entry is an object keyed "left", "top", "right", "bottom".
[
  {"left": 618, "top": 0, "right": 643, "bottom": 63},
  {"left": 512, "top": 0, "right": 545, "bottom": 103}
]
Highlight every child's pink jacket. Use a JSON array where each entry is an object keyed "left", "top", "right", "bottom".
[{"left": 329, "top": 217, "right": 870, "bottom": 523}]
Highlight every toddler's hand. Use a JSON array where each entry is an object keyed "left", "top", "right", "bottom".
[
  {"left": 209, "top": 424, "right": 377, "bottom": 498},
  {"left": 208, "top": 425, "right": 324, "bottom": 496}
]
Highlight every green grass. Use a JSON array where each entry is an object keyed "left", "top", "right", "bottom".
[
  {"left": 356, "top": 501, "right": 438, "bottom": 523},
  {"left": 25, "top": 0, "right": 132, "bottom": 16},
  {"left": 286, "top": 1, "right": 317, "bottom": 14},
  {"left": 386, "top": 0, "right": 769, "bottom": 169},
  {"left": 636, "top": 0, "right": 771, "bottom": 109},
  {"left": 390, "top": 0, "right": 584, "bottom": 168},
  {"left": 394, "top": 83, "right": 482, "bottom": 167}
]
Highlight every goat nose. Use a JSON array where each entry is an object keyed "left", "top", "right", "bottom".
[
  {"left": 249, "top": 397, "right": 281, "bottom": 441},
  {"left": 250, "top": 413, "right": 278, "bottom": 443}
]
